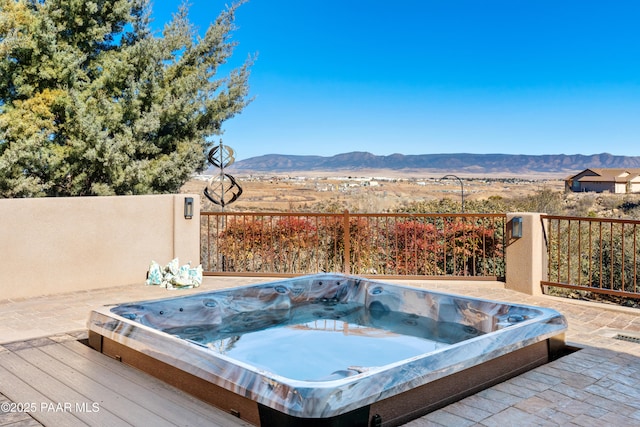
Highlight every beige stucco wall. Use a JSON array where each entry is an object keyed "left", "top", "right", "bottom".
[
  {"left": 614, "top": 182, "right": 627, "bottom": 194},
  {"left": 505, "top": 212, "right": 546, "bottom": 296},
  {"left": 0, "top": 194, "right": 200, "bottom": 300}
]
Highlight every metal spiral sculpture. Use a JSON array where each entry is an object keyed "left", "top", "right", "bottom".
[{"left": 203, "top": 141, "right": 243, "bottom": 209}]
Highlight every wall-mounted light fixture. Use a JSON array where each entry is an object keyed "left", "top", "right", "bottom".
[
  {"left": 184, "top": 197, "right": 194, "bottom": 219},
  {"left": 512, "top": 216, "right": 523, "bottom": 239}
]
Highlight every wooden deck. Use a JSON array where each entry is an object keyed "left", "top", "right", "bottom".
[{"left": 0, "top": 334, "right": 250, "bottom": 427}]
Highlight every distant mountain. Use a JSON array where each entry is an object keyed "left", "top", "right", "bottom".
[{"left": 226, "top": 152, "right": 640, "bottom": 174}]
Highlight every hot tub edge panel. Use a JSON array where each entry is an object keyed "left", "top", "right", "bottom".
[
  {"left": 88, "top": 330, "right": 559, "bottom": 427},
  {"left": 368, "top": 339, "right": 550, "bottom": 426}
]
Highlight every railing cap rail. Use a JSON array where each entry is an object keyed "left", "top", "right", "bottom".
[
  {"left": 542, "top": 214, "right": 640, "bottom": 225},
  {"left": 201, "top": 211, "right": 506, "bottom": 218}
]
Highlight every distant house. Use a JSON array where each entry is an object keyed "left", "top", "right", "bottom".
[{"left": 565, "top": 168, "right": 640, "bottom": 194}]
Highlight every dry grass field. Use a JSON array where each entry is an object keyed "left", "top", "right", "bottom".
[{"left": 180, "top": 170, "right": 566, "bottom": 212}]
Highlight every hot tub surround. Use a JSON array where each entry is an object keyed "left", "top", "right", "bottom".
[{"left": 87, "top": 274, "right": 567, "bottom": 427}]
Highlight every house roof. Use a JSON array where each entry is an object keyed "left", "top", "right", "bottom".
[{"left": 566, "top": 168, "right": 640, "bottom": 183}]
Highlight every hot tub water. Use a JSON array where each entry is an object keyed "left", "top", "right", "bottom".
[{"left": 161, "top": 300, "right": 484, "bottom": 381}]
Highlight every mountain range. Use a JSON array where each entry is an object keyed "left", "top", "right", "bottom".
[{"left": 227, "top": 152, "right": 640, "bottom": 174}]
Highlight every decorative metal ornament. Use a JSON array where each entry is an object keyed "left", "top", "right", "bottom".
[
  {"left": 204, "top": 141, "right": 242, "bottom": 209},
  {"left": 208, "top": 144, "right": 236, "bottom": 169},
  {"left": 204, "top": 173, "right": 243, "bottom": 207}
]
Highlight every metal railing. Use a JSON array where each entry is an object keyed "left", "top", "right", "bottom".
[
  {"left": 542, "top": 215, "right": 640, "bottom": 298},
  {"left": 201, "top": 211, "right": 506, "bottom": 280}
]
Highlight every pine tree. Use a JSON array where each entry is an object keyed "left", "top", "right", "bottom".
[{"left": 0, "top": 0, "right": 252, "bottom": 196}]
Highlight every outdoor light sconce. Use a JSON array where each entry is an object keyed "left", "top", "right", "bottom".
[
  {"left": 512, "top": 216, "right": 523, "bottom": 239},
  {"left": 184, "top": 197, "right": 194, "bottom": 220}
]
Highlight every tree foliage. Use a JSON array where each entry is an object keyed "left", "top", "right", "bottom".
[{"left": 0, "top": 0, "right": 252, "bottom": 196}]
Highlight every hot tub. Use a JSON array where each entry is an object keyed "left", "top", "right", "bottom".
[{"left": 87, "top": 274, "right": 567, "bottom": 426}]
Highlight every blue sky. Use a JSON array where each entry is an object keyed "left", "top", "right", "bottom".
[{"left": 152, "top": 1, "right": 640, "bottom": 161}]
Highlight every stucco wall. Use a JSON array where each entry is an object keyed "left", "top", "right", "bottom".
[
  {"left": 505, "top": 213, "right": 546, "bottom": 296},
  {"left": 0, "top": 194, "right": 200, "bottom": 300}
]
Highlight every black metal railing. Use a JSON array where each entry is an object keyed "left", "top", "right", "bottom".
[
  {"left": 542, "top": 215, "right": 640, "bottom": 298},
  {"left": 201, "top": 211, "right": 506, "bottom": 280}
]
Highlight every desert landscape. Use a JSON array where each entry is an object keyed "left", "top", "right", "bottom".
[
  {"left": 178, "top": 151, "right": 640, "bottom": 214},
  {"left": 181, "top": 170, "right": 566, "bottom": 212}
]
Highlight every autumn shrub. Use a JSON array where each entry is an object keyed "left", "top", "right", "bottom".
[
  {"left": 218, "top": 216, "right": 319, "bottom": 273},
  {"left": 320, "top": 216, "right": 379, "bottom": 273},
  {"left": 441, "top": 218, "right": 504, "bottom": 276},
  {"left": 216, "top": 217, "right": 271, "bottom": 271},
  {"left": 215, "top": 213, "right": 504, "bottom": 277},
  {"left": 384, "top": 220, "right": 442, "bottom": 275},
  {"left": 271, "top": 216, "right": 319, "bottom": 272}
]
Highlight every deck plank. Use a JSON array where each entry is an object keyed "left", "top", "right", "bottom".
[
  {"left": 60, "top": 341, "right": 250, "bottom": 426},
  {"left": 0, "top": 351, "right": 94, "bottom": 427},
  {"left": 15, "top": 347, "right": 172, "bottom": 427},
  {"left": 46, "top": 341, "right": 250, "bottom": 426},
  {"left": 1, "top": 340, "right": 252, "bottom": 427}
]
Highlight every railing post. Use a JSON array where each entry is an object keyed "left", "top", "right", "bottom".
[
  {"left": 343, "top": 209, "right": 351, "bottom": 274},
  {"left": 505, "top": 212, "right": 546, "bottom": 296}
]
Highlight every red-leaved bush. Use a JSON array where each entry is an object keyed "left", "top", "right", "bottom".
[{"left": 214, "top": 214, "right": 503, "bottom": 276}]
